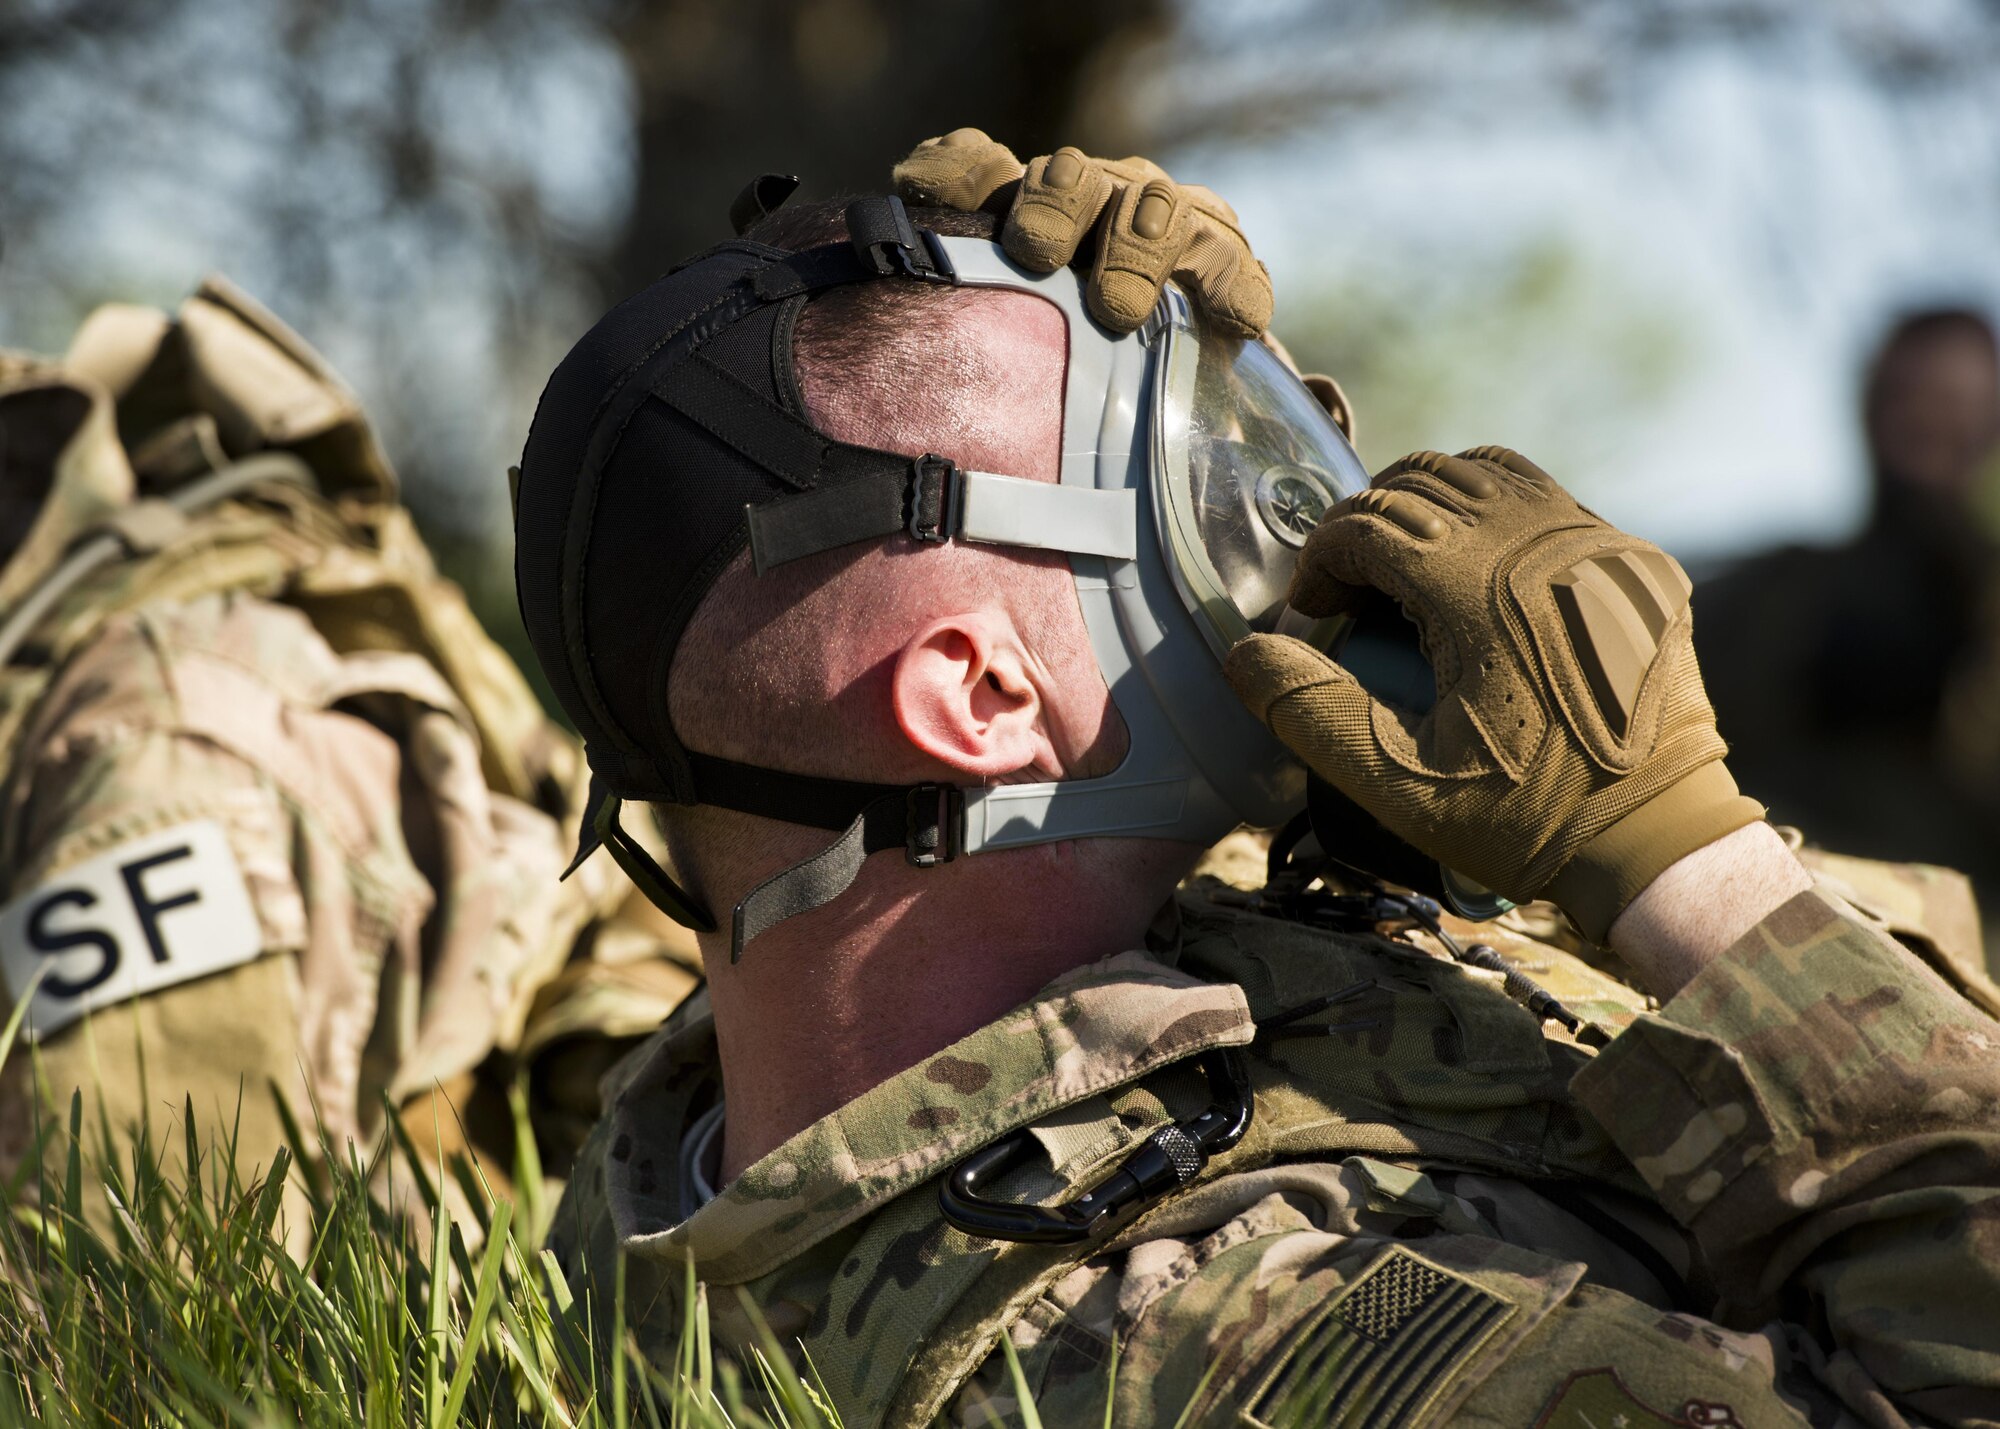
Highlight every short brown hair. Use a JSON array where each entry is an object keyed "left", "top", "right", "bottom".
[{"left": 748, "top": 199, "right": 1004, "bottom": 396}]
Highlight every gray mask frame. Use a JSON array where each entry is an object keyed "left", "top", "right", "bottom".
[{"left": 929, "top": 237, "right": 1321, "bottom": 860}]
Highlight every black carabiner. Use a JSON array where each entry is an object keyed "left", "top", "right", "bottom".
[{"left": 937, "top": 1049, "right": 1254, "bottom": 1245}]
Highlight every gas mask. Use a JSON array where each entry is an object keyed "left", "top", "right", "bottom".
[
  {"left": 514, "top": 197, "right": 1467, "bottom": 960},
  {"left": 934, "top": 237, "right": 1370, "bottom": 870}
]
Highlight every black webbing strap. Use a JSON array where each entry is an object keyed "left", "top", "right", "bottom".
[
  {"left": 685, "top": 750, "right": 903, "bottom": 830},
  {"left": 568, "top": 757, "right": 966, "bottom": 957},
  {"left": 744, "top": 196, "right": 955, "bottom": 304},
  {"left": 652, "top": 349, "right": 969, "bottom": 571},
  {"left": 653, "top": 354, "right": 935, "bottom": 497},
  {"left": 566, "top": 777, "right": 720, "bottom": 934},
  {"left": 685, "top": 752, "right": 964, "bottom": 959},
  {"left": 653, "top": 357, "right": 828, "bottom": 491},
  {"left": 750, "top": 244, "right": 881, "bottom": 303},
  {"left": 845, "top": 196, "right": 955, "bottom": 282},
  {"left": 745, "top": 454, "right": 962, "bottom": 572}
]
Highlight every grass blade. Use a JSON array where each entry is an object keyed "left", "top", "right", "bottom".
[
  {"left": 437, "top": 1199, "right": 512, "bottom": 1426},
  {"left": 998, "top": 1332, "right": 1044, "bottom": 1429}
]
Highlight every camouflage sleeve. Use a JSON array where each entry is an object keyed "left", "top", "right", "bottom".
[
  {"left": 1571, "top": 887, "right": 2000, "bottom": 1425},
  {"left": 0, "top": 596, "right": 439, "bottom": 1180}
]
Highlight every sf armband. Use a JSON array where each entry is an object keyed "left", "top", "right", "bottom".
[{"left": 0, "top": 820, "right": 263, "bottom": 1040}]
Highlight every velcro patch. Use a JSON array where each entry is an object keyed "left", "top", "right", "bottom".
[
  {"left": 1535, "top": 1368, "right": 1743, "bottom": 1428},
  {"left": 0, "top": 820, "right": 264, "bottom": 1041},
  {"left": 1247, "top": 1246, "right": 1514, "bottom": 1427}
]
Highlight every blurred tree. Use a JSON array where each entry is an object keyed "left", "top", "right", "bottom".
[
  {"left": 1278, "top": 236, "right": 1692, "bottom": 482},
  {"left": 3, "top": 0, "right": 1999, "bottom": 701},
  {"left": 1082, "top": 0, "right": 2000, "bottom": 153},
  {"left": 0, "top": 0, "right": 1158, "bottom": 703},
  {"left": 606, "top": 0, "right": 1164, "bottom": 296}
]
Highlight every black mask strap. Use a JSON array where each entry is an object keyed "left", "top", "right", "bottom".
[
  {"left": 565, "top": 777, "right": 719, "bottom": 934},
  {"left": 572, "top": 754, "right": 966, "bottom": 959},
  {"left": 745, "top": 453, "right": 963, "bottom": 572}
]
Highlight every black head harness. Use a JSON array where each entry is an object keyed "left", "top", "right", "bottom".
[{"left": 515, "top": 195, "right": 989, "bottom": 959}]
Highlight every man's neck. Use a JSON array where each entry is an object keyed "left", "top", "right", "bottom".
[{"left": 699, "top": 841, "right": 1194, "bottom": 1183}]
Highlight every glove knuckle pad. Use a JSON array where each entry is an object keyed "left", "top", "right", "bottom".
[
  {"left": 1043, "top": 147, "right": 1089, "bottom": 191},
  {"left": 1130, "top": 181, "right": 1177, "bottom": 242},
  {"left": 1010, "top": 156, "right": 1111, "bottom": 268},
  {"left": 1345, "top": 488, "right": 1448, "bottom": 540},
  {"left": 1102, "top": 181, "right": 1185, "bottom": 275},
  {"left": 1432, "top": 457, "right": 1501, "bottom": 499},
  {"left": 1371, "top": 450, "right": 1451, "bottom": 487},
  {"left": 1459, "top": 444, "right": 1555, "bottom": 489}
]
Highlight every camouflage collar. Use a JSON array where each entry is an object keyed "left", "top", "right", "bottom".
[{"left": 613, "top": 949, "right": 1253, "bottom": 1284}]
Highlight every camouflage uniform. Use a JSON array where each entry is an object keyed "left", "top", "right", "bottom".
[
  {"left": 0, "top": 280, "right": 699, "bottom": 1198},
  {"left": 552, "top": 871, "right": 2000, "bottom": 1426}
]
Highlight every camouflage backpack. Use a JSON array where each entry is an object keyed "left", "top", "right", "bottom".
[{"left": 0, "top": 279, "right": 698, "bottom": 1192}]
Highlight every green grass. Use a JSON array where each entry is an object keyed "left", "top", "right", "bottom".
[
  {"left": 0, "top": 989, "right": 1077, "bottom": 1427},
  {"left": 0, "top": 1090, "right": 847, "bottom": 1429},
  {"left": 0, "top": 967, "right": 845, "bottom": 1429}
]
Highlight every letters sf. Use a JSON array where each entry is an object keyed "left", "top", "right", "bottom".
[{"left": 0, "top": 820, "right": 262, "bottom": 1040}]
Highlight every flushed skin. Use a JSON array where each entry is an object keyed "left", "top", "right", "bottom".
[
  {"left": 553, "top": 870, "right": 2000, "bottom": 1425},
  {"left": 0, "top": 284, "right": 699, "bottom": 1199}
]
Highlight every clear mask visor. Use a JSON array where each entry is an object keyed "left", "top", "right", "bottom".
[{"left": 1151, "top": 289, "right": 1372, "bottom": 660}]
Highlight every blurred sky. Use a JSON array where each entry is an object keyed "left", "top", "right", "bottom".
[
  {"left": 3, "top": 0, "right": 1997, "bottom": 576},
  {"left": 1159, "top": 1, "right": 2000, "bottom": 564}
]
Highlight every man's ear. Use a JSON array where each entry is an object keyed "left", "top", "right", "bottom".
[{"left": 892, "top": 612, "right": 1057, "bottom": 779}]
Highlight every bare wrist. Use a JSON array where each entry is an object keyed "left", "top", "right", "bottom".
[{"left": 1605, "top": 821, "right": 1814, "bottom": 999}]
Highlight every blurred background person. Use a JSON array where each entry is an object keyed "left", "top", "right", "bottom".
[{"left": 1698, "top": 310, "right": 2000, "bottom": 914}]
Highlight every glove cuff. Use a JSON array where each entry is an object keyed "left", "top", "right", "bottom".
[{"left": 1546, "top": 761, "right": 1766, "bottom": 943}]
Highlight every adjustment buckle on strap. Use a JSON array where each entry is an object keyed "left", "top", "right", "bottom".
[
  {"left": 899, "top": 229, "right": 956, "bottom": 284},
  {"left": 846, "top": 195, "right": 956, "bottom": 285},
  {"left": 905, "top": 783, "right": 963, "bottom": 868},
  {"left": 906, "top": 454, "right": 963, "bottom": 544}
]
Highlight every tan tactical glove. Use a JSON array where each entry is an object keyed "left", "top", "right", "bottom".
[
  {"left": 893, "top": 128, "right": 1273, "bottom": 339},
  {"left": 1225, "top": 447, "right": 1765, "bottom": 941}
]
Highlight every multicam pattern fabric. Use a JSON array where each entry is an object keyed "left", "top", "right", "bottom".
[
  {"left": 0, "top": 286, "right": 701, "bottom": 1201},
  {"left": 1794, "top": 842, "right": 1999, "bottom": 1016},
  {"left": 553, "top": 881, "right": 2000, "bottom": 1427}
]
